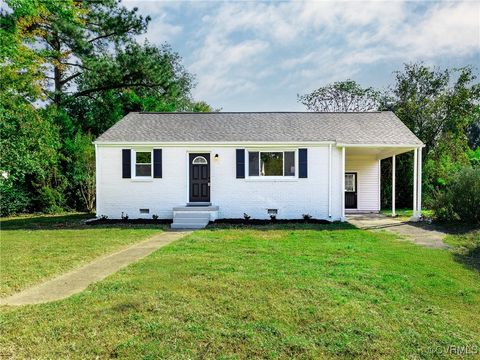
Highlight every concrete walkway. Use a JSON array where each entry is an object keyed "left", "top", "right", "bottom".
[
  {"left": 348, "top": 214, "right": 449, "bottom": 249},
  {"left": 0, "top": 230, "right": 191, "bottom": 306}
]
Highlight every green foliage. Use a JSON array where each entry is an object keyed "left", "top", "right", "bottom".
[
  {"left": 381, "top": 63, "right": 479, "bottom": 213},
  {"left": 381, "top": 153, "right": 414, "bottom": 209},
  {"left": 64, "top": 43, "right": 195, "bottom": 135},
  {"left": 467, "top": 147, "right": 480, "bottom": 167},
  {"left": 298, "top": 80, "right": 381, "bottom": 112},
  {"left": 0, "top": 94, "right": 64, "bottom": 215},
  {"left": 0, "top": 178, "right": 31, "bottom": 216},
  {"left": 64, "top": 132, "right": 96, "bottom": 211},
  {"left": 432, "top": 167, "right": 480, "bottom": 223},
  {"left": 1, "top": 0, "right": 211, "bottom": 215},
  {"left": 387, "top": 63, "right": 479, "bottom": 156}
]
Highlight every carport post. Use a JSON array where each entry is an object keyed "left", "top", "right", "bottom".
[
  {"left": 392, "top": 155, "right": 396, "bottom": 217},
  {"left": 411, "top": 148, "right": 418, "bottom": 221}
]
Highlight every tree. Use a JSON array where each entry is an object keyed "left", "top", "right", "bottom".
[
  {"left": 382, "top": 63, "right": 480, "bottom": 209},
  {"left": 387, "top": 63, "right": 480, "bottom": 156},
  {"left": 65, "top": 132, "right": 96, "bottom": 212},
  {"left": 467, "top": 117, "right": 480, "bottom": 149},
  {"left": 63, "top": 42, "right": 195, "bottom": 135},
  {"left": 0, "top": 95, "right": 65, "bottom": 215},
  {"left": 3, "top": 0, "right": 150, "bottom": 105},
  {"left": 1, "top": 0, "right": 211, "bottom": 215},
  {"left": 298, "top": 80, "right": 381, "bottom": 112}
]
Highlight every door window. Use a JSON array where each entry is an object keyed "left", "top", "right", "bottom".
[{"left": 345, "top": 173, "right": 356, "bottom": 192}]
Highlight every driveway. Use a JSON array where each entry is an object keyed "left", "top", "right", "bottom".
[{"left": 348, "top": 214, "right": 449, "bottom": 249}]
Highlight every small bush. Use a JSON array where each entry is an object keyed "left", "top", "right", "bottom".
[
  {"left": 0, "top": 178, "right": 31, "bottom": 216},
  {"left": 152, "top": 214, "right": 159, "bottom": 220},
  {"left": 432, "top": 167, "right": 480, "bottom": 223},
  {"left": 243, "top": 213, "right": 251, "bottom": 221},
  {"left": 302, "top": 213, "right": 312, "bottom": 221},
  {"left": 36, "top": 186, "right": 66, "bottom": 214}
]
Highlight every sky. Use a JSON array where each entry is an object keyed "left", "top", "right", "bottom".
[{"left": 124, "top": 0, "right": 480, "bottom": 111}]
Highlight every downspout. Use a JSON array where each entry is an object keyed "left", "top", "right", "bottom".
[
  {"left": 341, "top": 147, "right": 345, "bottom": 221},
  {"left": 328, "top": 144, "right": 332, "bottom": 218}
]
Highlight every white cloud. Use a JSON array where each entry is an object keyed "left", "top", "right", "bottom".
[
  {"left": 397, "top": 2, "right": 480, "bottom": 57},
  {"left": 126, "top": 0, "right": 480, "bottom": 109},
  {"left": 123, "top": 1, "right": 182, "bottom": 43}
]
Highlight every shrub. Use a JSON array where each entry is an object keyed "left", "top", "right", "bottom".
[
  {"left": 0, "top": 177, "right": 31, "bottom": 216},
  {"left": 302, "top": 213, "right": 312, "bottom": 220},
  {"left": 432, "top": 167, "right": 480, "bottom": 223},
  {"left": 36, "top": 186, "right": 66, "bottom": 214}
]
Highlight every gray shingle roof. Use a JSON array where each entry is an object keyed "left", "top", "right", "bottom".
[{"left": 95, "top": 111, "right": 422, "bottom": 145}]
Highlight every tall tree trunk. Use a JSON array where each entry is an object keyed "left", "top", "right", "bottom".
[{"left": 54, "top": 65, "right": 63, "bottom": 105}]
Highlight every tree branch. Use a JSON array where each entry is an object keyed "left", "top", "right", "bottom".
[
  {"left": 73, "top": 82, "right": 163, "bottom": 97},
  {"left": 60, "top": 72, "right": 82, "bottom": 86}
]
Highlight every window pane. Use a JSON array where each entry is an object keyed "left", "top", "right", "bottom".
[
  {"left": 136, "top": 152, "right": 151, "bottom": 163},
  {"left": 284, "top": 152, "right": 295, "bottom": 176},
  {"left": 192, "top": 156, "right": 208, "bottom": 165},
  {"left": 261, "top": 152, "right": 283, "bottom": 176},
  {"left": 249, "top": 152, "right": 259, "bottom": 176},
  {"left": 136, "top": 164, "right": 151, "bottom": 177},
  {"left": 345, "top": 174, "right": 355, "bottom": 191}
]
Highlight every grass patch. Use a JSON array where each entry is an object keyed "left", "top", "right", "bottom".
[
  {"left": 444, "top": 230, "right": 480, "bottom": 271},
  {"left": 380, "top": 208, "right": 434, "bottom": 220},
  {"left": 1, "top": 223, "right": 479, "bottom": 358},
  {"left": 0, "top": 213, "right": 163, "bottom": 296}
]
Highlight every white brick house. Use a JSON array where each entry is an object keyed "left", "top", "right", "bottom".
[{"left": 94, "top": 112, "right": 424, "bottom": 228}]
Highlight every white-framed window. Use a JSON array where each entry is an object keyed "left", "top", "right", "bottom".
[
  {"left": 134, "top": 150, "right": 152, "bottom": 177},
  {"left": 248, "top": 150, "right": 296, "bottom": 177},
  {"left": 345, "top": 173, "right": 356, "bottom": 192}
]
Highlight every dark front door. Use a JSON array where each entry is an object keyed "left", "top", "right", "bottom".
[
  {"left": 189, "top": 153, "right": 210, "bottom": 202},
  {"left": 345, "top": 172, "right": 357, "bottom": 209}
]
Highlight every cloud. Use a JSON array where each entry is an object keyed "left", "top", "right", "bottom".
[
  {"left": 123, "top": 1, "right": 182, "bottom": 43},
  {"left": 124, "top": 0, "right": 479, "bottom": 110},
  {"left": 397, "top": 2, "right": 480, "bottom": 57}
]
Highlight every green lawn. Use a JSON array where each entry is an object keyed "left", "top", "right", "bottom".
[
  {"left": 0, "top": 214, "right": 162, "bottom": 297},
  {"left": 1, "top": 220, "right": 479, "bottom": 358},
  {"left": 380, "top": 208, "right": 434, "bottom": 220},
  {"left": 444, "top": 229, "right": 480, "bottom": 271}
]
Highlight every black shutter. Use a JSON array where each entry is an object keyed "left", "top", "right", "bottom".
[
  {"left": 236, "top": 149, "right": 245, "bottom": 178},
  {"left": 153, "top": 149, "right": 162, "bottom": 178},
  {"left": 122, "top": 149, "right": 131, "bottom": 178},
  {"left": 299, "top": 148, "right": 308, "bottom": 178}
]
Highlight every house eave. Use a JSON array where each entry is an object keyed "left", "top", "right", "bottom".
[
  {"left": 93, "top": 140, "right": 337, "bottom": 147},
  {"left": 93, "top": 141, "right": 424, "bottom": 148}
]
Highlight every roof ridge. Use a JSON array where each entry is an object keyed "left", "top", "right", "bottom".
[{"left": 138, "top": 111, "right": 388, "bottom": 114}]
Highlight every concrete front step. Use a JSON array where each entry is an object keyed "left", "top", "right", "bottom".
[
  {"left": 171, "top": 204, "right": 218, "bottom": 229},
  {"left": 173, "top": 218, "right": 209, "bottom": 225},
  {"left": 174, "top": 212, "right": 210, "bottom": 219},
  {"left": 171, "top": 222, "right": 208, "bottom": 229}
]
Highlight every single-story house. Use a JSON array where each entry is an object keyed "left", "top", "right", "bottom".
[{"left": 94, "top": 111, "right": 424, "bottom": 228}]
